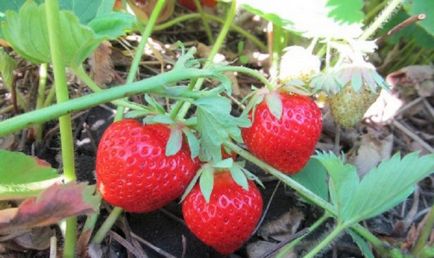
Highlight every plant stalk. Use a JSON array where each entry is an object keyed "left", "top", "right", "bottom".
[
  {"left": 0, "top": 66, "right": 268, "bottom": 136},
  {"left": 172, "top": 0, "right": 237, "bottom": 119},
  {"left": 193, "top": 0, "right": 214, "bottom": 43},
  {"left": 360, "top": 0, "right": 403, "bottom": 40},
  {"left": 276, "top": 213, "right": 330, "bottom": 258},
  {"left": 224, "top": 141, "right": 391, "bottom": 255},
  {"left": 73, "top": 65, "right": 152, "bottom": 112},
  {"left": 154, "top": 13, "right": 267, "bottom": 52},
  {"left": 92, "top": 207, "right": 123, "bottom": 244},
  {"left": 114, "top": 0, "right": 167, "bottom": 120},
  {"left": 303, "top": 223, "right": 345, "bottom": 258},
  {"left": 45, "top": 0, "right": 77, "bottom": 256},
  {"left": 412, "top": 205, "right": 434, "bottom": 256}
]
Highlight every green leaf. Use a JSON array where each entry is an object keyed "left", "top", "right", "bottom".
[
  {"left": 348, "top": 229, "right": 375, "bottom": 258},
  {"left": 265, "top": 92, "right": 282, "bottom": 120},
  {"left": 404, "top": 0, "right": 434, "bottom": 37},
  {"left": 59, "top": 0, "right": 103, "bottom": 25},
  {"left": 88, "top": 12, "right": 136, "bottom": 40},
  {"left": 1, "top": 1, "right": 133, "bottom": 67},
  {"left": 230, "top": 166, "right": 249, "bottom": 190},
  {"left": 194, "top": 96, "right": 251, "bottom": 162},
  {"left": 213, "top": 158, "right": 233, "bottom": 169},
  {"left": 342, "top": 152, "right": 434, "bottom": 223},
  {"left": 96, "top": 0, "right": 117, "bottom": 16},
  {"left": 199, "top": 166, "right": 214, "bottom": 203},
  {"left": 292, "top": 158, "right": 329, "bottom": 202},
  {"left": 315, "top": 152, "right": 358, "bottom": 220},
  {"left": 1, "top": 1, "right": 99, "bottom": 65},
  {"left": 182, "top": 128, "right": 200, "bottom": 159},
  {"left": 239, "top": 0, "right": 364, "bottom": 39},
  {"left": 0, "top": 48, "right": 16, "bottom": 90},
  {"left": 0, "top": 150, "right": 60, "bottom": 200},
  {"left": 326, "top": 0, "right": 363, "bottom": 24},
  {"left": 166, "top": 127, "right": 183, "bottom": 156}
]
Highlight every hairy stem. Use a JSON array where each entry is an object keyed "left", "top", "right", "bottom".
[
  {"left": 193, "top": 0, "right": 214, "bottom": 43},
  {"left": 276, "top": 213, "right": 330, "bottom": 258},
  {"left": 73, "top": 65, "right": 152, "bottom": 112},
  {"left": 155, "top": 13, "right": 267, "bottom": 52},
  {"left": 412, "top": 204, "right": 434, "bottom": 256},
  {"left": 45, "top": 0, "right": 77, "bottom": 256},
  {"left": 303, "top": 223, "right": 345, "bottom": 258},
  {"left": 92, "top": 207, "right": 123, "bottom": 244},
  {"left": 360, "top": 0, "right": 403, "bottom": 40},
  {"left": 224, "top": 141, "right": 391, "bottom": 256},
  {"left": 115, "top": 0, "right": 167, "bottom": 120},
  {"left": 172, "top": 0, "right": 237, "bottom": 119}
]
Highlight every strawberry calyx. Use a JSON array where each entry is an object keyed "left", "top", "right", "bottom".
[{"left": 180, "top": 159, "right": 263, "bottom": 203}]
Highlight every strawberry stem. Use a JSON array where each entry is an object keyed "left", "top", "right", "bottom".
[
  {"left": 359, "top": 0, "right": 403, "bottom": 40},
  {"left": 92, "top": 207, "right": 124, "bottom": 244},
  {"left": 275, "top": 213, "right": 330, "bottom": 257},
  {"left": 224, "top": 141, "right": 391, "bottom": 256},
  {"left": 193, "top": 0, "right": 214, "bottom": 44},
  {"left": 45, "top": 0, "right": 77, "bottom": 256},
  {"left": 303, "top": 223, "right": 346, "bottom": 258},
  {"left": 114, "top": 0, "right": 167, "bottom": 121},
  {"left": 73, "top": 65, "right": 152, "bottom": 112},
  {"left": 154, "top": 13, "right": 267, "bottom": 52},
  {"left": 171, "top": 0, "right": 238, "bottom": 120}
]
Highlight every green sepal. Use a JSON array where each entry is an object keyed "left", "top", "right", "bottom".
[
  {"left": 229, "top": 165, "right": 249, "bottom": 190},
  {"left": 265, "top": 91, "right": 283, "bottom": 120},
  {"left": 199, "top": 166, "right": 214, "bottom": 203},
  {"left": 144, "top": 95, "right": 165, "bottom": 114},
  {"left": 143, "top": 114, "right": 174, "bottom": 125},
  {"left": 165, "top": 127, "right": 183, "bottom": 157},
  {"left": 182, "top": 128, "right": 200, "bottom": 159},
  {"left": 180, "top": 167, "right": 203, "bottom": 202}
]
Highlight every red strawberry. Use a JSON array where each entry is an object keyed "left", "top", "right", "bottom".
[
  {"left": 96, "top": 119, "right": 200, "bottom": 212},
  {"left": 242, "top": 93, "right": 322, "bottom": 174},
  {"left": 182, "top": 171, "right": 263, "bottom": 254}
]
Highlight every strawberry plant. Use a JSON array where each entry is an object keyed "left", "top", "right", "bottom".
[{"left": 0, "top": 0, "right": 433, "bottom": 257}]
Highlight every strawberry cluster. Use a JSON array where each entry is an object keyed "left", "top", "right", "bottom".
[{"left": 95, "top": 91, "right": 322, "bottom": 254}]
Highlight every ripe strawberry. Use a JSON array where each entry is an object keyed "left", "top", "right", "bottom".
[
  {"left": 182, "top": 171, "right": 263, "bottom": 254},
  {"left": 179, "top": 0, "right": 216, "bottom": 11},
  {"left": 329, "top": 84, "right": 380, "bottom": 128},
  {"left": 96, "top": 119, "right": 200, "bottom": 213},
  {"left": 242, "top": 93, "right": 322, "bottom": 174}
]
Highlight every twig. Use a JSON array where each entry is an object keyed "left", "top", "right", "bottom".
[
  {"left": 252, "top": 181, "right": 281, "bottom": 236},
  {"left": 423, "top": 99, "right": 434, "bottom": 120},
  {"left": 109, "top": 231, "right": 148, "bottom": 258},
  {"left": 376, "top": 13, "right": 426, "bottom": 45},
  {"left": 131, "top": 232, "right": 177, "bottom": 258},
  {"left": 392, "top": 120, "right": 434, "bottom": 153},
  {"left": 334, "top": 125, "right": 341, "bottom": 155},
  {"left": 159, "top": 208, "right": 185, "bottom": 225},
  {"left": 396, "top": 97, "right": 424, "bottom": 116},
  {"left": 181, "top": 235, "right": 187, "bottom": 258}
]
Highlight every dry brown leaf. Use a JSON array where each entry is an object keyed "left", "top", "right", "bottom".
[
  {"left": 89, "top": 42, "right": 114, "bottom": 87},
  {"left": 13, "top": 227, "right": 52, "bottom": 250},
  {"left": 0, "top": 183, "right": 97, "bottom": 235},
  {"left": 258, "top": 209, "right": 304, "bottom": 241},
  {"left": 349, "top": 130, "right": 393, "bottom": 178},
  {"left": 387, "top": 65, "right": 434, "bottom": 97},
  {"left": 364, "top": 88, "right": 404, "bottom": 124}
]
